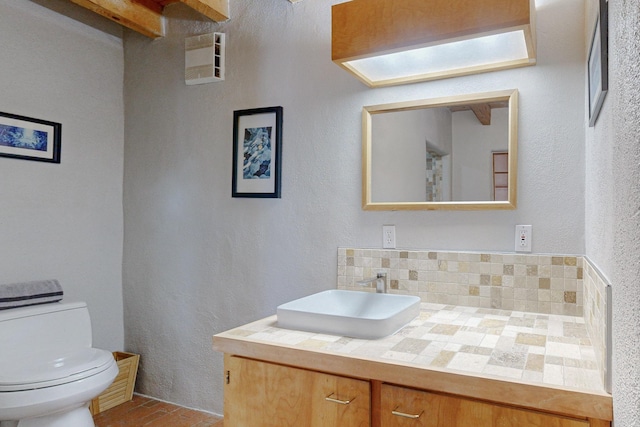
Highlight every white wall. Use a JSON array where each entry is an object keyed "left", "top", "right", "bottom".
[
  {"left": 371, "top": 108, "right": 452, "bottom": 202},
  {"left": 0, "top": 0, "right": 125, "bottom": 350},
  {"left": 452, "top": 108, "right": 509, "bottom": 201},
  {"left": 122, "top": 0, "right": 587, "bottom": 414},
  {"left": 584, "top": 0, "right": 640, "bottom": 424}
]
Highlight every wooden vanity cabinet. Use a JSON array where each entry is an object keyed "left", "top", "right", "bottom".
[
  {"left": 214, "top": 314, "right": 612, "bottom": 427},
  {"left": 380, "top": 383, "right": 592, "bottom": 427},
  {"left": 224, "top": 355, "right": 370, "bottom": 427},
  {"left": 222, "top": 355, "right": 610, "bottom": 427}
]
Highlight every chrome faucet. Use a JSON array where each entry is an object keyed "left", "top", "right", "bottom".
[{"left": 357, "top": 273, "right": 388, "bottom": 293}]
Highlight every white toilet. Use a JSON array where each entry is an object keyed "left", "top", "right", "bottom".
[{"left": 0, "top": 302, "right": 118, "bottom": 427}]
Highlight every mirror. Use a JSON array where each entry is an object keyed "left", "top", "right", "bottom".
[{"left": 362, "top": 89, "right": 518, "bottom": 210}]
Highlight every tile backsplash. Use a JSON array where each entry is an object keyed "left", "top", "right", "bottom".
[
  {"left": 337, "top": 247, "right": 612, "bottom": 393},
  {"left": 338, "top": 248, "right": 583, "bottom": 316},
  {"left": 583, "top": 258, "right": 611, "bottom": 392}
]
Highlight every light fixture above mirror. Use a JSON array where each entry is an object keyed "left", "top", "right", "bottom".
[
  {"left": 362, "top": 89, "right": 518, "bottom": 210},
  {"left": 332, "top": 0, "right": 536, "bottom": 87}
]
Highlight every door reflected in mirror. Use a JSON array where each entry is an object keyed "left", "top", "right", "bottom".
[{"left": 362, "top": 89, "right": 518, "bottom": 210}]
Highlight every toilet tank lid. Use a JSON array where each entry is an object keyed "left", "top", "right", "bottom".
[{"left": 0, "top": 301, "right": 86, "bottom": 322}]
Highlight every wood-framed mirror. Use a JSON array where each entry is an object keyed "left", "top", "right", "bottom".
[{"left": 362, "top": 89, "right": 518, "bottom": 210}]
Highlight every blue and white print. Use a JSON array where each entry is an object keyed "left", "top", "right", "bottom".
[
  {"left": 242, "top": 126, "right": 272, "bottom": 179},
  {"left": 0, "top": 124, "right": 48, "bottom": 151}
]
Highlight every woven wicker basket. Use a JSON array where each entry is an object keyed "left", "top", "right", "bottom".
[{"left": 90, "top": 351, "right": 140, "bottom": 415}]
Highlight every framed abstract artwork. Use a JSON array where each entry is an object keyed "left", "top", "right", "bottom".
[
  {"left": 0, "top": 112, "right": 61, "bottom": 163},
  {"left": 232, "top": 106, "right": 283, "bottom": 198},
  {"left": 587, "top": 0, "right": 608, "bottom": 127}
]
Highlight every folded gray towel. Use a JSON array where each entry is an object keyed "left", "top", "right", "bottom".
[{"left": 0, "top": 279, "right": 63, "bottom": 310}]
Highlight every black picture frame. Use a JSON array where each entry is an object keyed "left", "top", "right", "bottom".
[
  {"left": 587, "top": 0, "right": 608, "bottom": 127},
  {"left": 232, "top": 106, "right": 283, "bottom": 198},
  {"left": 0, "top": 111, "right": 61, "bottom": 163}
]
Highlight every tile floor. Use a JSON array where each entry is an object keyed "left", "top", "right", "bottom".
[{"left": 93, "top": 394, "right": 223, "bottom": 427}]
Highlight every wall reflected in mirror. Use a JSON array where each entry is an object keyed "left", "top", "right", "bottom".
[{"left": 362, "top": 89, "right": 518, "bottom": 211}]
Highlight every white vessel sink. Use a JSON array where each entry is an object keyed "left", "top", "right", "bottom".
[{"left": 276, "top": 290, "right": 420, "bottom": 339}]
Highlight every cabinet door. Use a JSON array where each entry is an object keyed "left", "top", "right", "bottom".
[
  {"left": 381, "top": 384, "right": 589, "bottom": 427},
  {"left": 224, "top": 355, "right": 370, "bottom": 427}
]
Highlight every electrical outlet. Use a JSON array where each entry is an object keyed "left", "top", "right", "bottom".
[
  {"left": 382, "top": 225, "right": 396, "bottom": 249},
  {"left": 515, "top": 225, "right": 532, "bottom": 252}
]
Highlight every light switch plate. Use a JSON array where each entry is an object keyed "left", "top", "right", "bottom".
[{"left": 515, "top": 225, "right": 532, "bottom": 252}]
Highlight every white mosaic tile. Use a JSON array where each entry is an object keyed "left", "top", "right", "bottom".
[
  {"left": 564, "top": 366, "right": 603, "bottom": 391},
  {"left": 483, "top": 364, "right": 523, "bottom": 379},
  {"left": 450, "top": 331, "right": 485, "bottom": 346},
  {"left": 522, "top": 370, "right": 544, "bottom": 383},
  {"left": 543, "top": 364, "right": 564, "bottom": 385},
  {"left": 381, "top": 350, "right": 418, "bottom": 363},
  {"left": 479, "top": 335, "right": 501, "bottom": 348},
  {"left": 448, "top": 352, "right": 490, "bottom": 373},
  {"left": 546, "top": 341, "right": 582, "bottom": 359},
  {"left": 443, "top": 343, "right": 463, "bottom": 352}
]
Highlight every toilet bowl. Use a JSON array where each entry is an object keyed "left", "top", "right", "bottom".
[{"left": 0, "top": 302, "right": 118, "bottom": 427}]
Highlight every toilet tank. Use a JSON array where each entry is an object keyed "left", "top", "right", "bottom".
[{"left": 0, "top": 302, "right": 92, "bottom": 362}]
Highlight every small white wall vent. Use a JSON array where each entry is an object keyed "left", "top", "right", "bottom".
[{"left": 185, "top": 32, "right": 225, "bottom": 85}]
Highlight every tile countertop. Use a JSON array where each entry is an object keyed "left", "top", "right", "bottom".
[{"left": 213, "top": 303, "right": 613, "bottom": 421}]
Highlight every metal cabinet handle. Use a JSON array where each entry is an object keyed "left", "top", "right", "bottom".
[
  {"left": 325, "top": 393, "right": 356, "bottom": 405},
  {"left": 392, "top": 406, "right": 424, "bottom": 419}
]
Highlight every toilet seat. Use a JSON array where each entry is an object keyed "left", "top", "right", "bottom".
[{"left": 0, "top": 348, "right": 114, "bottom": 392}]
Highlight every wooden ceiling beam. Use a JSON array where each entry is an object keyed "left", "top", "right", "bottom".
[
  {"left": 68, "top": 0, "right": 230, "bottom": 39},
  {"left": 69, "top": 0, "right": 165, "bottom": 38},
  {"left": 178, "top": 0, "right": 230, "bottom": 22},
  {"left": 470, "top": 104, "right": 492, "bottom": 126},
  {"left": 450, "top": 102, "right": 507, "bottom": 126}
]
